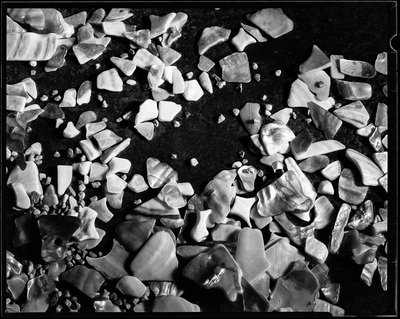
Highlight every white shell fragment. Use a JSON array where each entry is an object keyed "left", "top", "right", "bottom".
[
  {"left": 110, "top": 57, "right": 137, "bottom": 76},
  {"left": 135, "top": 99, "right": 159, "bottom": 124},
  {"left": 317, "top": 180, "right": 334, "bottom": 195},
  {"left": 330, "top": 54, "right": 345, "bottom": 79},
  {"left": 335, "top": 80, "right": 372, "bottom": 100},
  {"left": 231, "top": 27, "right": 257, "bottom": 52},
  {"left": 294, "top": 140, "right": 346, "bottom": 161},
  {"left": 127, "top": 174, "right": 149, "bottom": 193},
  {"left": 57, "top": 165, "right": 73, "bottom": 196},
  {"left": 246, "top": 8, "right": 293, "bottom": 39},
  {"left": 60, "top": 88, "right": 77, "bottom": 107},
  {"left": 339, "top": 58, "right": 376, "bottom": 78},
  {"left": 97, "top": 68, "right": 123, "bottom": 92},
  {"left": 321, "top": 160, "right": 341, "bottom": 181},
  {"left": 158, "top": 101, "right": 182, "bottom": 122},
  {"left": 183, "top": 80, "right": 204, "bottom": 101},
  {"left": 133, "top": 48, "right": 164, "bottom": 71},
  {"left": 199, "top": 71, "right": 213, "bottom": 93},
  {"left": 345, "top": 149, "right": 384, "bottom": 186},
  {"left": 375, "top": 52, "right": 387, "bottom": 75},
  {"left": 298, "top": 69, "right": 331, "bottom": 101},
  {"left": 63, "top": 121, "right": 80, "bottom": 138},
  {"left": 77, "top": 80, "right": 92, "bottom": 105},
  {"left": 135, "top": 122, "right": 155, "bottom": 141}
]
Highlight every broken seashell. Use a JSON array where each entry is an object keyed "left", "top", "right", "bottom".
[
  {"left": 369, "top": 127, "right": 384, "bottom": 152},
  {"left": 89, "top": 162, "right": 109, "bottom": 182},
  {"left": 148, "top": 63, "right": 165, "bottom": 89},
  {"left": 339, "top": 58, "right": 376, "bottom": 78},
  {"left": 230, "top": 196, "right": 256, "bottom": 227},
  {"left": 63, "top": 121, "right": 80, "bottom": 138},
  {"left": 149, "top": 12, "right": 177, "bottom": 39},
  {"left": 88, "top": 197, "right": 113, "bottom": 223},
  {"left": 375, "top": 52, "right": 387, "bottom": 75},
  {"left": 270, "top": 108, "right": 293, "bottom": 125},
  {"left": 309, "top": 101, "right": 342, "bottom": 139},
  {"left": 146, "top": 157, "right": 178, "bottom": 189},
  {"left": 7, "top": 32, "right": 57, "bottom": 61},
  {"left": 108, "top": 157, "right": 131, "bottom": 175},
  {"left": 182, "top": 244, "right": 243, "bottom": 302},
  {"left": 299, "top": 44, "right": 331, "bottom": 74},
  {"left": 127, "top": 174, "right": 149, "bottom": 193},
  {"left": 333, "top": 100, "right": 370, "bottom": 128},
  {"left": 45, "top": 44, "right": 68, "bottom": 72},
  {"left": 64, "top": 11, "right": 87, "bottom": 30},
  {"left": 73, "top": 207, "right": 99, "bottom": 241},
  {"left": 60, "top": 265, "right": 105, "bottom": 298},
  {"left": 172, "top": 67, "right": 185, "bottom": 94},
  {"left": 313, "top": 196, "right": 336, "bottom": 230},
  {"left": 77, "top": 80, "right": 92, "bottom": 105},
  {"left": 219, "top": 52, "right": 251, "bottom": 83},
  {"left": 211, "top": 223, "right": 241, "bottom": 241},
  {"left": 153, "top": 295, "right": 200, "bottom": 312},
  {"left": 104, "top": 8, "right": 133, "bottom": 22},
  {"left": 130, "top": 231, "right": 179, "bottom": 281},
  {"left": 115, "top": 219, "right": 155, "bottom": 253},
  {"left": 372, "top": 151, "right": 387, "bottom": 174},
  {"left": 287, "top": 78, "right": 335, "bottom": 110},
  {"left": 158, "top": 100, "right": 182, "bottom": 122},
  {"left": 93, "top": 297, "right": 121, "bottom": 312},
  {"left": 348, "top": 200, "right": 374, "bottom": 230},
  {"left": 271, "top": 259, "right": 319, "bottom": 311},
  {"left": 99, "top": 136, "right": 129, "bottom": 165},
  {"left": 102, "top": 21, "right": 135, "bottom": 37},
  {"left": 305, "top": 236, "right": 329, "bottom": 264},
  {"left": 132, "top": 48, "right": 164, "bottom": 71},
  {"left": 161, "top": 181, "right": 187, "bottom": 208},
  {"left": 26, "top": 274, "right": 56, "bottom": 301},
  {"left": 11, "top": 182, "right": 31, "bottom": 210},
  {"left": 60, "top": 88, "right": 76, "bottom": 108},
  {"left": 93, "top": 129, "right": 123, "bottom": 151},
  {"left": 57, "top": 165, "right": 72, "bottom": 196},
  {"left": 190, "top": 209, "right": 212, "bottom": 242},
  {"left": 320, "top": 282, "right": 341, "bottom": 304},
  {"left": 314, "top": 299, "right": 345, "bottom": 316},
  {"left": 183, "top": 79, "right": 204, "bottom": 101},
  {"left": 360, "top": 258, "right": 378, "bottom": 287},
  {"left": 240, "top": 102, "right": 261, "bottom": 135},
  {"left": 375, "top": 102, "right": 388, "bottom": 133},
  {"left": 330, "top": 54, "right": 345, "bottom": 79},
  {"left": 317, "top": 180, "right": 334, "bottom": 195},
  {"left": 240, "top": 22, "right": 268, "bottom": 42},
  {"left": 237, "top": 165, "right": 258, "bottom": 192},
  {"left": 378, "top": 256, "right": 387, "bottom": 291},
  {"left": 157, "top": 45, "right": 181, "bottom": 66},
  {"left": 110, "top": 56, "right": 136, "bottom": 76},
  {"left": 293, "top": 140, "right": 345, "bottom": 161},
  {"left": 97, "top": 68, "right": 123, "bottom": 92},
  {"left": 232, "top": 27, "right": 256, "bottom": 52},
  {"left": 135, "top": 99, "right": 159, "bottom": 124},
  {"left": 290, "top": 128, "right": 313, "bottom": 158},
  {"left": 247, "top": 8, "right": 293, "bottom": 38},
  {"left": 382, "top": 135, "right": 388, "bottom": 149},
  {"left": 40, "top": 102, "right": 64, "bottom": 120},
  {"left": 259, "top": 121, "right": 295, "bottom": 155},
  {"left": 6, "top": 251, "right": 23, "bottom": 279},
  {"left": 124, "top": 29, "right": 151, "bottom": 49},
  {"left": 338, "top": 168, "right": 368, "bottom": 205},
  {"left": 7, "top": 273, "right": 28, "bottom": 302},
  {"left": 345, "top": 148, "right": 384, "bottom": 186},
  {"left": 133, "top": 195, "right": 180, "bottom": 219},
  {"left": 116, "top": 276, "right": 147, "bottom": 298},
  {"left": 199, "top": 71, "right": 213, "bottom": 93},
  {"left": 198, "top": 26, "right": 231, "bottom": 55},
  {"left": 298, "top": 155, "right": 329, "bottom": 173},
  {"left": 106, "top": 173, "right": 127, "bottom": 194},
  {"left": 328, "top": 203, "right": 351, "bottom": 254},
  {"left": 13, "top": 213, "right": 39, "bottom": 247},
  {"left": 86, "top": 238, "right": 130, "bottom": 280},
  {"left": 73, "top": 43, "right": 106, "bottom": 64},
  {"left": 298, "top": 69, "right": 331, "bottom": 101},
  {"left": 43, "top": 184, "right": 59, "bottom": 207},
  {"left": 321, "top": 160, "right": 341, "bottom": 181},
  {"left": 7, "top": 15, "right": 26, "bottom": 32},
  {"left": 6, "top": 95, "right": 26, "bottom": 113},
  {"left": 335, "top": 79, "right": 372, "bottom": 100},
  {"left": 152, "top": 87, "right": 174, "bottom": 102},
  {"left": 197, "top": 55, "right": 215, "bottom": 72}
]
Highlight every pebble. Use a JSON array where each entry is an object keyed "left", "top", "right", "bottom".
[
  {"left": 275, "top": 69, "right": 282, "bottom": 76},
  {"left": 126, "top": 79, "right": 136, "bottom": 86},
  {"left": 317, "top": 180, "right": 335, "bottom": 195},
  {"left": 199, "top": 71, "right": 213, "bottom": 94},
  {"left": 97, "top": 68, "right": 123, "bottom": 92},
  {"left": 190, "top": 158, "right": 199, "bottom": 167},
  {"left": 135, "top": 99, "right": 158, "bottom": 124},
  {"left": 232, "top": 108, "right": 240, "bottom": 116},
  {"left": 158, "top": 101, "right": 182, "bottom": 122},
  {"left": 251, "top": 62, "right": 258, "bottom": 70},
  {"left": 217, "top": 114, "right": 225, "bottom": 123},
  {"left": 173, "top": 120, "right": 181, "bottom": 127},
  {"left": 183, "top": 79, "right": 204, "bottom": 101}
]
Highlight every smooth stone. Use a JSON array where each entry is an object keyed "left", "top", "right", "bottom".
[
  {"left": 240, "top": 22, "right": 268, "bottom": 42},
  {"left": 130, "top": 231, "right": 179, "bottom": 281},
  {"left": 63, "top": 121, "right": 80, "bottom": 138},
  {"left": 360, "top": 258, "right": 378, "bottom": 287},
  {"left": 104, "top": 8, "right": 133, "bottom": 22},
  {"left": 190, "top": 209, "right": 212, "bottom": 242},
  {"left": 157, "top": 45, "right": 181, "bottom": 66},
  {"left": 43, "top": 184, "right": 59, "bottom": 207},
  {"left": 259, "top": 121, "right": 295, "bottom": 155},
  {"left": 149, "top": 12, "right": 176, "bottom": 38},
  {"left": 116, "top": 276, "right": 147, "bottom": 298},
  {"left": 270, "top": 107, "right": 293, "bottom": 125},
  {"left": 60, "top": 265, "right": 105, "bottom": 298},
  {"left": 86, "top": 238, "right": 130, "bottom": 280},
  {"left": 132, "top": 48, "right": 164, "bottom": 71},
  {"left": 317, "top": 180, "right": 334, "bottom": 195},
  {"left": 97, "top": 68, "right": 123, "bottom": 92},
  {"left": 338, "top": 168, "right": 368, "bottom": 205},
  {"left": 298, "top": 69, "right": 331, "bottom": 101},
  {"left": 8, "top": 161, "right": 43, "bottom": 195},
  {"left": 294, "top": 140, "right": 346, "bottom": 161},
  {"left": 201, "top": 178, "right": 236, "bottom": 224},
  {"left": 290, "top": 128, "right": 313, "bottom": 158},
  {"left": 328, "top": 203, "right": 351, "bottom": 254},
  {"left": 7, "top": 273, "right": 29, "bottom": 301},
  {"left": 153, "top": 296, "right": 200, "bottom": 312},
  {"left": 299, "top": 44, "right": 331, "bottom": 74},
  {"left": 339, "top": 58, "right": 376, "bottom": 78},
  {"left": 199, "top": 71, "right": 213, "bottom": 93},
  {"left": 287, "top": 78, "right": 335, "bottom": 110},
  {"left": 335, "top": 79, "right": 372, "bottom": 100},
  {"left": 198, "top": 26, "right": 231, "bottom": 55},
  {"left": 372, "top": 151, "right": 387, "bottom": 174},
  {"left": 345, "top": 148, "right": 384, "bottom": 186},
  {"left": 330, "top": 54, "right": 345, "bottom": 79},
  {"left": 73, "top": 43, "right": 106, "bottom": 64},
  {"left": 93, "top": 297, "right": 122, "bottom": 312},
  {"left": 124, "top": 29, "right": 151, "bottom": 48},
  {"left": 298, "top": 155, "right": 329, "bottom": 173},
  {"left": 146, "top": 157, "right": 178, "bottom": 189},
  {"left": 198, "top": 55, "right": 215, "bottom": 72},
  {"left": 257, "top": 170, "right": 313, "bottom": 217},
  {"left": 313, "top": 196, "right": 336, "bottom": 229},
  {"left": 333, "top": 100, "right": 370, "bottom": 128},
  {"left": 348, "top": 200, "right": 374, "bottom": 230},
  {"left": 309, "top": 101, "right": 342, "bottom": 139},
  {"left": 135, "top": 99, "right": 159, "bottom": 124},
  {"left": 133, "top": 195, "right": 180, "bottom": 218},
  {"left": 232, "top": 27, "right": 256, "bottom": 51},
  {"left": 264, "top": 236, "right": 305, "bottom": 280},
  {"left": 183, "top": 79, "right": 204, "bottom": 101},
  {"left": 40, "top": 102, "right": 64, "bottom": 120},
  {"left": 313, "top": 299, "right": 345, "bottom": 316},
  {"left": 247, "top": 8, "right": 293, "bottom": 38},
  {"left": 92, "top": 129, "right": 123, "bottom": 151},
  {"left": 88, "top": 197, "right": 113, "bottom": 223},
  {"left": 219, "top": 52, "right": 251, "bottom": 83},
  {"left": 115, "top": 219, "right": 156, "bottom": 253},
  {"left": 375, "top": 52, "right": 387, "bottom": 75},
  {"left": 369, "top": 126, "right": 384, "bottom": 152},
  {"left": 60, "top": 88, "right": 76, "bottom": 107},
  {"left": 77, "top": 80, "right": 92, "bottom": 105},
  {"left": 127, "top": 174, "right": 149, "bottom": 193},
  {"left": 172, "top": 67, "right": 185, "bottom": 94},
  {"left": 11, "top": 182, "right": 31, "bottom": 210},
  {"left": 158, "top": 100, "right": 182, "bottom": 122},
  {"left": 321, "top": 160, "right": 341, "bottom": 181},
  {"left": 151, "top": 87, "right": 174, "bottom": 102},
  {"left": 378, "top": 256, "right": 387, "bottom": 291},
  {"left": 240, "top": 102, "right": 261, "bottom": 135},
  {"left": 211, "top": 223, "right": 241, "bottom": 241},
  {"left": 182, "top": 244, "right": 243, "bottom": 302},
  {"left": 305, "top": 236, "right": 329, "bottom": 264},
  {"left": 73, "top": 207, "right": 99, "bottom": 241},
  {"left": 375, "top": 102, "right": 388, "bottom": 132},
  {"left": 100, "top": 137, "right": 131, "bottom": 164},
  {"left": 89, "top": 162, "right": 109, "bottom": 181},
  {"left": 110, "top": 56, "right": 136, "bottom": 76},
  {"left": 106, "top": 173, "right": 127, "bottom": 193}
]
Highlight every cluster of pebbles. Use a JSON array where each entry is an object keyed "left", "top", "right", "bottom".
[{"left": 5, "top": 7, "right": 390, "bottom": 315}]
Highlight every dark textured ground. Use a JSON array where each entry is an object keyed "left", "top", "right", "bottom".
[{"left": 3, "top": 3, "right": 397, "bottom": 316}]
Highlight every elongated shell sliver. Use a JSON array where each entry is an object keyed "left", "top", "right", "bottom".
[{"left": 7, "top": 32, "right": 57, "bottom": 61}]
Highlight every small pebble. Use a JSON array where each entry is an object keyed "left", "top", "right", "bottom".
[
  {"left": 170, "top": 153, "right": 178, "bottom": 160},
  {"left": 80, "top": 155, "right": 86, "bottom": 162},
  {"left": 232, "top": 161, "right": 242, "bottom": 168},
  {"left": 126, "top": 79, "right": 136, "bottom": 86},
  {"left": 185, "top": 111, "right": 191, "bottom": 118},
  {"left": 265, "top": 110, "right": 271, "bottom": 116},
  {"left": 83, "top": 175, "right": 89, "bottom": 185},
  {"left": 56, "top": 305, "right": 63, "bottom": 313},
  {"left": 40, "top": 95, "right": 49, "bottom": 102},
  {"left": 75, "top": 147, "right": 82, "bottom": 155},
  {"left": 45, "top": 177, "right": 52, "bottom": 185},
  {"left": 97, "top": 95, "right": 104, "bottom": 102},
  {"left": 29, "top": 61, "right": 37, "bottom": 67},
  {"left": 291, "top": 112, "right": 297, "bottom": 119},
  {"left": 31, "top": 70, "right": 36, "bottom": 76},
  {"left": 186, "top": 72, "right": 194, "bottom": 79},
  {"left": 190, "top": 158, "right": 199, "bottom": 167},
  {"left": 236, "top": 83, "right": 243, "bottom": 93},
  {"left": 251, "top": 62, "right": 258, "bottom": 70},
  {"left": 102, "top": 100, "right": 108, "bottom": 108},
  {"left": 257, "top": 169, "right": 264, "bottom": 177},
  {"left": 275, "top": 69, "right": 282, "bottom": 76},
  {"left": 121, "top": 174, "right": 127, "bottom": 181},
  {"left": 217, "top": 114, "right": 225, "bottom": 123},
  {"left": 54, "top": 95, "right": 62, "bottom": 102},
  {"left": 254, "top": 74, "right": 261, "bottom": 82},
  {"left": 102, "top": 117, "right": 108, "bottom": 122},
  {"left": 98, "top": 252, "right": 103, "bottom": 257},
  {"left": 116, "top": 117, "right": 123, "bottom": 123},
  {"left": 216, "top": 81, "right": 226, "bottom": 89},
  {"left": 88, "top": 251, "right": 97, "bottom": 258},
  {"left": 305, "top": 118, "right": 312, "bottom": 124},
  {"left": 91, "top": 181, "right": 101, "bottom": 188},
  {"left": 129, "top": 48, "right": 135, "bottom": 56},
  {"left": 238, "top": 151, "right": 246, "bottom": 158},
  {"left": 67, "top": 148, "right": 74, "bottom": 158},
  {"left": 53, "top": 151, "right": 60, "bottom": 158},
  {"left": 95, "top": 63, "right": 101, "bottom": 69},
  {"left": 153, "top": 119, "right": 160, "bottom": 127},
  {"left": 261, "top": 95, "right": 268, "bottom": 101},
  {"left": 211, "top": 74, "right": 221, "bottom": 81},
  {"left": 173, "top": 120, "right": 181, "bottom": 128},
  {"left": 78, "top": 184, "right": 86, "bottom": 192},
  {"left": 120, "top": 53, "right": 129, "bottom": 59},
  {"left": 134, "top": 199, "right": 142, "bottom": 205},
  {"left": 51, "top": 90, "right": 58, "bottom": 96},
  {"left": 232, "top": 108, "right": 240, "bottom": 116},
  {"left": 334, "top": 103, "right": 342, "bottom": 109},
  {"left": 316, "top": 81, "right": 324, "bottom": 88},
  {"left": 242, "top": 158, "right": 249, "bottom": 164}
]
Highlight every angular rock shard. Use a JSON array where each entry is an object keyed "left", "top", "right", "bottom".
[
  {"left": 247, "top": 8, "right": 293, "bottom": 38},
  {"left": 338, "top": 168, "right": 368, "bottom": 205},
  {"left": 293, "top": 140, "right": 345, "bottom": 161},
  {"left": 309, "top": 101, "right": 342, "bottom": 139},
  {"left": 198, "top": 26, "right": 231, "bottom": 55},
  {"left": 219, "top": 52, "right": 251, "bottom": 83},
  {"left": 299, "top": 44, "right": 331, "bottom": 74}
]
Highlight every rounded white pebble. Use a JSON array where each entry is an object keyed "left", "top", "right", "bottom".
[
  {"left": 29, "top": 61, "right": 37, "bottom": 67},
  {"left": 126, "top": 79, "right": 137, "bottom": 86},
  {"left": 317, "top": 180, "right": 335, "bottom": 195},
  {"left": 190, "top": 158, "right": 199, "bottom": 167},
  {"left": 275, "top": 69, "right": 282, "bottom": 76},
  {"left": 232, "top": 161, "right": 242, "bottom": 168}
]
